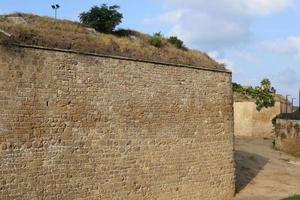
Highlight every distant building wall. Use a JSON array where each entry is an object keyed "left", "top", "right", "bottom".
[
  {"left": 234, "top": 101, "right": 282, "bottom": 137},
  {"left": 279, "top": 101, "right": 293, "bottom": 114},
  {"left": 0, "top": 45, "right": 235, "bottom": 200}
]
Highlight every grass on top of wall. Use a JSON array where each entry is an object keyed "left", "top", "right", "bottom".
[
  {"left": 281, "top": 195, "right": 300, "bottom": 200},
  {"left": 0, "top": 13, "right": 224, "bottom": 70}
]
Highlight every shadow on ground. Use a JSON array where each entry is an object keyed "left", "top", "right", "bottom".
[{"left": 235, "top": 150, "right": 269, "bottom": 192}]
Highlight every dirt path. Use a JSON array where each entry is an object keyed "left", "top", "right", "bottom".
[{"left": 234, "top": 137, "right": 300, "bottom": 200}]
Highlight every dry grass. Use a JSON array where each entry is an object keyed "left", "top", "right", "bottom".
[
  {"left": 282, "top": 138, "right": 300, "bottom": 157},
  {"left": 233, "top": 92, "right": 255, "bottom": 102},
  {"left": 234, "top": 91, "right": 284, "bottom": 103},
  {"left": 0, "top": 13, "right": 225, "bottom": 70}
]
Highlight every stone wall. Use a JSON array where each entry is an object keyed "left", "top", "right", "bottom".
[
  {"left": 0, "top": 45, "right": 235, "bottom": 200},
  {"left": 275, "top": 119, "right": 300, "bottom": 154},
  {"left": 234, "top": 102, "right": 282, "bottom": 137}
]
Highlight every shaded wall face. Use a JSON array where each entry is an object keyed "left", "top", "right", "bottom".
[
  {"left": 275, "top": 119, "right": 300, "bottom": 154},
  {"left": 234, "top": 102, "right": 281, "bottom": 137},
  {"left": 0, "top": 46, "right": 235, "bottom": 200}
]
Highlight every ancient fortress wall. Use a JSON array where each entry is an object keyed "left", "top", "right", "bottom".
[
  {"left": 234, "top": 102, "right": 281, "bottom": 137},
  {"left": 0, "top": 45, "right": 235, "bottom": 200}
]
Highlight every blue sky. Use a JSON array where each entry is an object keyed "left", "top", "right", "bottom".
[{"left": 1, "top": 0, "right": 300, "bottom": 104}]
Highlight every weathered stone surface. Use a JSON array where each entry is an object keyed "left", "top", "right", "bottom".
[
  {"left": 275, "top": 119, "right": 300, "bottom": 153},
  {"left": 0, "top": 45, "right": 235, "bottom": 200}
]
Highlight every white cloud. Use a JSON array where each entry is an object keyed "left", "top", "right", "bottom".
[
  {"left": 159, "top": 10, "right": 186, "bottom": 24},
  {"left": 148, "top": 0, "right": 295, "bottom": 49},
  {"left": 163, "top": 0, "right": 294, "bottom": 16},
  {"left": 208, "top": 51, "right": 235, "bottom": 71},
  {"left": 270, "top": 67, "right": 300, "bottom": 99},
  {"left": 144, "top": 9, "right": 186, "bottom": 25},
  {"left": 169, "top": 11, "right": 250, "bottom": 49},
  {"left": 274, "top": 67, "right": 300, "bottom": 86},
  {"left": 240, "top": 0, "right": 294, "bottom": 15},
  {"left": 261, "top": 36, "right": 300, "bottom": 60}
]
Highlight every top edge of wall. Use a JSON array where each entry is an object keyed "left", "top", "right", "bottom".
[{"left": 0, "top": 43, "right": 232, "bottom": 74}]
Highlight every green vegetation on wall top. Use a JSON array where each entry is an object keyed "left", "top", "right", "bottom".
[
  {"left": 168, "top": 36, "right": 187, "bottom": 50},
  {"left": 233, "top": 78, "right": 275, "bottom": 111},
  {"left": 79, "top": 3, "right": 188, "bottom": 51},
  {"left": 148, "top": 32, "right": 187, "bottom": 50},
  {"left": 281, "top": 195, "right": 300, "bottom": 200},
  {"left": 149, "top": 32, "right": 163, "bottom": 47},
  {"left": 79, "top": 4, "right": 123, "bottom": 33},
  {"left": 0, "top": 11, "right": 224, "bottom": 70}
]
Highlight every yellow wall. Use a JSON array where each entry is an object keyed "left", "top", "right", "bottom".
[{"left": 234, "top": 102, "right": 282, "bottom": 137}]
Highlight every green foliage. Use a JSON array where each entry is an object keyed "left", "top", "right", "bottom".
[
  {"left": 168, "top": 36, "right": 187, "bottom": 50},
  {"left": 79, "top": 4, "right": 123, "bottom": 33},
  {"left": 252, "top": 87, "right": 275, "bottom": 111},
  {"left": 232, "top": 83, "right": 245, "bottom": 94},
  {"left": 261, "top": 78, "right": 271, "bottom": 91},
  {"left": 113, "top": 28, "right": 136, "bottom": 37},
  {"left": 233, "top": 79, "right": 275, "bottom": 111},
  {"left": 281, "top": 195, "right": 300, "bottom": 200},
  {"left": 149, "top": 32, "right": 163, "bottom": 47}
]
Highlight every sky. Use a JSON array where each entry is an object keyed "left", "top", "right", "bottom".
[{"left": 1, "top": 0, "right": 300, "bottom": 104}]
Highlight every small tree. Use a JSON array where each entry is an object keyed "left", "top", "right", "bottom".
[
  {"left": 79, "top": 4, "right": 123, "bottom": 33},
  {"left": 233, "top": 79, "right": 275, "bottom": 111},
  {"left": 261, "top": 78, "right": 271, "bottom": 91}
]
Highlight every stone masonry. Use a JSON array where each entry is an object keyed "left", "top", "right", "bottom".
[
  {"left": 275, "top": 119, "right": 300, "bottom": 153},
  {"left": 0, "top": 45, "right": 235, "bottom": 200}
]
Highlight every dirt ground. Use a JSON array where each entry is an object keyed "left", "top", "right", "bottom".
[{"left": 234, "top": 137, "right": 300, "bottom": 200}]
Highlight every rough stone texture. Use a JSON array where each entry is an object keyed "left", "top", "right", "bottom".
[
  {"left": 275, "top": 119, "right": 300, "bottom": 153},
  {"left": 234, "top": 102, "right": 284, "bottom": 138},
  {"left": 0, "top": 45, "right": 235, "bottom": 200}
]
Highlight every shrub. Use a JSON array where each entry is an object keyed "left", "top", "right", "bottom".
[
  {"left": 261, "top": 78, "right": 271, "bottom": 91},
  {"left": 253, "top": 87, "right": 275, "bottom": 111},
  {"left": 233, "top": 79, "right": 275, "bottom": 111},
  {"left": 79, "top": 4, "right": 123, "bottom": 33},
  {"left": 168, "top": 36, "right": 186, "bottom": 50},
  {"left": 149, "top": 32, "right": 163, "bottom": 47},
  {"left": 232, "top": 83, "right": 245, "bottom": 94},
  {"left": 113, "top": 28, "right": 136, "bottom": 37}
]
